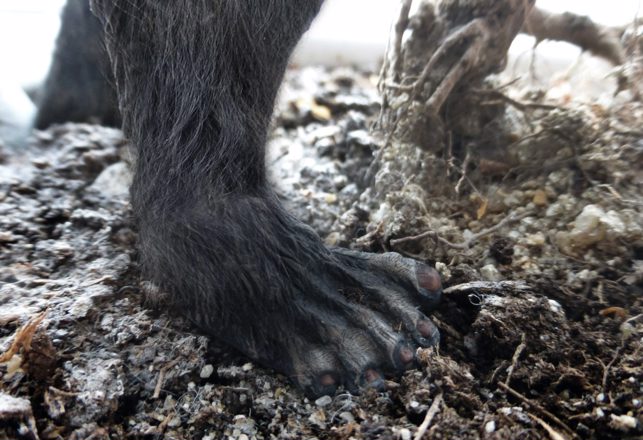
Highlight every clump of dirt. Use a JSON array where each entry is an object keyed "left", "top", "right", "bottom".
[{"left": 0, "top": 64, "right": 641, "bottom": 440}]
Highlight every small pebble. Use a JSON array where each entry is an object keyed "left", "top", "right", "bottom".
[
  {"left": 339, "top": 411, "right": 355, "bottom": 423},
  {"left": 200, "top": 364, "right": 214, "bottom": 379},
  {"left": 532, "top": 189, "right": 548, "bottom": 206},
  {"left": 399, "top": 428, "right": 411, "bottom": 440},
  {"left": 609, "top": 414, "right": 637, "bottom": 431},
  {"left": 315, "top": 395, "right": 332, "bottom": 408},
  {"left": 242, "top": 363, "right": 253, "bottom": 372},
  {"left": 168, "top": 416, "right": 181, "bottom": 428},
  {"left": 524, "top": 232, "right": 546, "bottom": 246},
  {"left": 480, "top": 264, "right": 502, "bottom": 282}
]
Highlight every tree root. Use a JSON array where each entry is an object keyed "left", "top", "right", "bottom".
[
  {"left": 377, "top": 0, "right": 535, "bottom": 155},
  {"left": 523, "top": 7, "right": 626, "bottom": 65}
]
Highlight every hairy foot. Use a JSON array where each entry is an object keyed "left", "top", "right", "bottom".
[{"left": 140, "top": 197, "right": 442, "bottom": 397}]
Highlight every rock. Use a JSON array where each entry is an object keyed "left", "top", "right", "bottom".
[
  {"left": 339, "top": 411, "right": 355, "bottom": 423},
  {"left": 310, "top": 102, "right": 332, "bottom": 121},
  {"left": 346, "top": 129, "right": 374, "bottom": 147},
  {"left": 314, "top": 395, "right": 332, "bottom": 408},
  {"left": 0, "top": 231, "right": 16, "bottom": 243},
  {"left": 435, "top": 261, "right": 452, "bottom": 282},
  {"left": 0, "top": 392, "right": 32, "bottom": 417},
  {"left": 66, "top": 357, "right": 125, "bottom": 426},
  {"left": 609, "top": 414, "right": 638, "bottom": 431},
  {"left": 241, "top": 362, "right": 253, "bottom": 372},
  {"left": 0, "top": 392, "right": 38, "bottom": 439},
  {"left": 307, "top": 409, "right": 327, "bottom": 429},
  {"left": 70, "top": 208, "right": 112, "bottom": 229},
  {"left": 532, "top": 189, "right": 548, "bottom": 206},
  {"left": 480, "top": 264, "right": 502, "bottom": 281},
  {"left": 556, "top": 204, "right": 630, "bottom": 254},
  {"left": 524, "top": 232, "right": 546, "bottom": 246},
  {"left": 200, "top": 364, "right": 214, "bottom": 379},
  {"left": 69, "top": 296, "right": 93, "bottom": 319},
  {"left": 399, "top": 427, "right": 412, "bottom": 440},
  {"left": 168, "top": 415, "right": 182, "bottom": 427},
  {"left": 88, "top": 162, "right": 132, "bottom": 198},
  {"left": 306, "top": 125, "right": 341, "bottom": 143}
]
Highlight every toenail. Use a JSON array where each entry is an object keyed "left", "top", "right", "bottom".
[
  {"left": 319, "top": 373, "right": 336, "bottom": 387},
  {"left": 399, "top": 346, "right": 415, "bottom": 364},
  {"left": 311, "top": 372, "right": 339, "bottom": 398},
  {"left": 417, "top": 319, "right": 439, "bottom": 341},
  {"left": 359, "top": 368, "right": 386, "bottom": 391},
  {"left": 416, "top": 264, "right": 441, "bottom": 292},
  {"left": 363, "top": 368, "right": 381, "bottom": 383}
]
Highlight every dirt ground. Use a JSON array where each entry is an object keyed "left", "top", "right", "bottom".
[{"left": 0, "top": 64, "right": 641, "bottom": 440}]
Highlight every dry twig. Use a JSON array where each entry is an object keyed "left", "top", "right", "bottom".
[
  {"left": 443, "top": 281, "right": 531, "bottom": 296},
  {"left": 390, "top": 211, "right": 533, "bottom": 250},
  {"left": 443, "top": 281, "right": 531, "bottom": 295},
  {"left": 153, "top": 358, "right": 181, "bottom": 399},
  {"left": 529, "top": 413, "right": 569, "bottom": 440},
  {"left": 475, "top": 89, "right": 559, "bottom": 112},
  {"left": 601, "top": 338, "right": 626, "bottom": 392},
  {"left": 497, "top": 382, "right": 578, "bottom": 439},
  {"left": 504, "top": 333, "right": 527, "bottom": 386},
  {"left": 413, "top": 393, "right": 443, "bottom": 440},
  {"left": 0, "top": 311, "right": 47, "bottom": 363},
  {"left": 144, "top": 411, "right": 176, "bottom": 436},
  {"left": 454, "top": 151, "right": 472, "bottom": 195},
  {"left": 523, "top": 7, "right": 625, "bottom": 65},
  {"left": 48, "top": 386, "right": 78, "bottom": 397}
]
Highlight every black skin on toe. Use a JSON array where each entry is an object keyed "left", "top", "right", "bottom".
[{"left": 39, "top": 0, "right": 443, "bottom": 397}]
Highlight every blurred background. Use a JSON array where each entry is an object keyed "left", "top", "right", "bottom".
[
  {"left": 0, "top": 0, "right": 639, "bottom": 85},
  {"left": 0, "top": 0, "right": 640, "bottom": 144}
]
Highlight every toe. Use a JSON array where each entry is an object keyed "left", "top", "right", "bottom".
[
  {"left": 415, "top": 263, "right": 442, "bottom": 309},
  {"left": 416, "top": 263, "right": 441, "bottom": 291},
  {"left": 415, "top": 317, "right": 440, "bottom": 347},
  {"left": 311, "top": 372, "right": 339, "bottom": 397},
  {"left": 393, "top": 340, "right": 416, "bottom": 370},
  {"left": 294, "top": 347, "right": 343, "bottom": 397},
  {"left": 360, "top": 367, "right": 386, "bottom": 391}
]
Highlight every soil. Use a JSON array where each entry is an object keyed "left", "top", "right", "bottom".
[{"left": 0, "top": 65, "right": 641, "bottom": 440}]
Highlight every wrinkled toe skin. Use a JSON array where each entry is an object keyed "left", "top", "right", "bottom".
[{"left": 281, "top": 249, "right": 443, "bottom": 396}]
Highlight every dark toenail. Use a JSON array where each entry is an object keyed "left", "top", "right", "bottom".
[
  {"left": 312, "top": 372, "right": 338, "bottom": 397},
  {"left": 364, "top": 369, "right": 380, "bottom": 383},
  {"left": 319, "top": 373, "right": 336, "bottom": 387},
  {"left": 416, "top": 264, "right": 441, "bottom": 292},
  {"left": 399, "top": 346, "right": 415, "bottom": 364},
  {"left": 416, "top": 319, "right": 440, "bottom": 345},
  {"left": 392, "top": 341, "right": 416, "bottom": 370},
  {"left": 393, "top": 340, "right": 416, "bottom": 368},
  {"left": 360, "top": 368, "right": 385, "bottom": 391},
  {"left": 417, "top": 319, "right": 433, "bottom": 338}
]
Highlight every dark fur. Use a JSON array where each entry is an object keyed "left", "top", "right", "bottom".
[
  {"left": 34, "top": 0, "right": 119, "bottom": 129},
  {"left": 90, "top": 0, "right": 325, "bottom": 371},
  {"left": 38, "top": 0, "right": 442, "bottom": 396}
]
